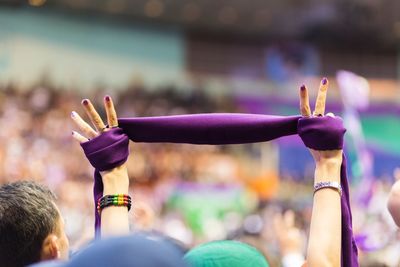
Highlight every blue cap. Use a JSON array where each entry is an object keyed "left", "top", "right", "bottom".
[{"left": 31, "top": 232, "right": 188, "bottom": 267}]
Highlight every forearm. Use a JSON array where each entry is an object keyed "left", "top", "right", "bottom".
[
  {"left": 100, "top": 164, "right": 130, "bottom": 237},
  {"left": 306, "top": 159, "right": 341, "bottom": 267}
]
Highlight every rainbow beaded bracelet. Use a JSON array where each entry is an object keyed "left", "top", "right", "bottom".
[{"left": 97, "top": 194, "right": 132, "bottom": 215}]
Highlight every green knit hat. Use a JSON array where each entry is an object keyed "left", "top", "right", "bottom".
[{"left": 184, "top": 240, "right": 270, "bottom": 267}]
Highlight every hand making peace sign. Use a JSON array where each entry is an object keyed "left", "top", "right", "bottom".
[{"left": 299, "top": 78, "right": 342, "bottom": 163}]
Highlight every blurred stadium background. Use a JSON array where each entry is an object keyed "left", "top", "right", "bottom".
[{"left": 1, "top": 0, "right": 400, "bottom": 266}]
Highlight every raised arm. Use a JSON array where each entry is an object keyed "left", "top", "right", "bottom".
[
  {"left": 300, "top": 79, "right": 342, "bottom": 267},
  {"left": 71, "top": 96, "right": 130, "bottom": 237}
]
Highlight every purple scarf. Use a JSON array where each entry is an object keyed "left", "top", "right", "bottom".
[{"left": 80, "top": 113, "right": 358, "bottom": 267}]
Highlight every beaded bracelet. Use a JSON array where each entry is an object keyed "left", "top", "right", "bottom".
[{"left": 97, "top": 194, "right": 132, "bottom": 215}]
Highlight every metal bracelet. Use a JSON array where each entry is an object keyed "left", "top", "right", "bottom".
[{"left": 314, "top": 181, "right": 342, "bottom": 196}]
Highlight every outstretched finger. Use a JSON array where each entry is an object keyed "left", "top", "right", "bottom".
[
  {"left": 72, "top": 131, "right": 89, "bottom": 143},
  {"left": 104, "top": 95, "right": 118, "bottom": 128},
  {"left": 313, "top": 77, "right": 329, "bottom": 116},
  {"left": 299, "top": 85, "right": 312, "bottom": 117},
  {"left": 71, "top": 111, "right": 98, "bottom": 138},
  {"left": 82, "top": 99, "right": 107, "bottom": 132}
]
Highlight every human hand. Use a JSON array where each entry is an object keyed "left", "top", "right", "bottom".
[
  {"left": 71, "top": 96, "right": 128, "bottom": 193},
  {"left": 299, "top": 78, "right": 342, "bottom": 167}
]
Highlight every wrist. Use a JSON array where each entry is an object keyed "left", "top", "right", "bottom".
[
  {"left": 311, "top": 149, "right": 342, "bottom": 167},
  {"left": 103, "top": 182, "right": 129, "bottom": 195},
  {"left": 315, "top": 157, "right": 342, "bottom": 168},
  {"left": 314, "top": 161, "right": 341, "bottom": 183},
  {"left": 101, "top": 165, "right": 129, "bottom": 195}
]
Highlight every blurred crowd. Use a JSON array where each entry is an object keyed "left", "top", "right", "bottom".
[{"left": 0, "top": 80, "right": 399, "bottom": 266}]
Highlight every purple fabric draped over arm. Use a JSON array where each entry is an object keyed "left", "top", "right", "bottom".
[{"left": 80, "top": 113, "right": 358, "bottom": 267}]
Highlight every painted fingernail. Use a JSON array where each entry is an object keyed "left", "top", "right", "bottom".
[
  {"left": 105, "top": 95, "right": 111, "bottom": 102},
  {"left": 300, "top": 85, "right": 306, "bottom": 91},
  {"left": 82, "top": 99, "right": 89, "bottom": 105},
  {"left": 71, "top": 111, "right": 76, "bottom": 118},
  {"left": 322, "top": 77, "right": 328, "bottom": 85},
  {"left": 71, "top": 131, "right": 74, "bottom": 136}
]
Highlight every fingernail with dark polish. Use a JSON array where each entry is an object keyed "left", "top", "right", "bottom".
[
  {"left": 71, "top": 111, "right": 75, "bottom": 117},
  {"left": 71, "top": 131, "right": 74, "bottom": 135},
  {"left": 322, "top": 77, "right": 327, "bottom": 85},
  {"left": 300, "top": 85, "right": 306, "bottom": 91},
  {"left": 105, "top": 95, "right": 110, "bottom": 102},
  {"left": 82, "top": 99, "right": 89, "bottom": 105}
]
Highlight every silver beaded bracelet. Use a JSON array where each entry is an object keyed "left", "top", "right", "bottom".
[{"left": 314, "top": 181, "right": 342, "bottom": 196}]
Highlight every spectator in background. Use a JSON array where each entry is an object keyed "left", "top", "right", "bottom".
[
  {"left": 184, "top": 240, "right": 270, "bottom": 267},
  {"left": 0, "top": 181, "right": 69, "bottom": 267},
  {"left": 31, "top": 233, "right": 188, "bottom": 267}
]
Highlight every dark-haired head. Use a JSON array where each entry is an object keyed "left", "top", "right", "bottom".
[{"left": 0, "top": 181, "right": 69, "bottom": 267}]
